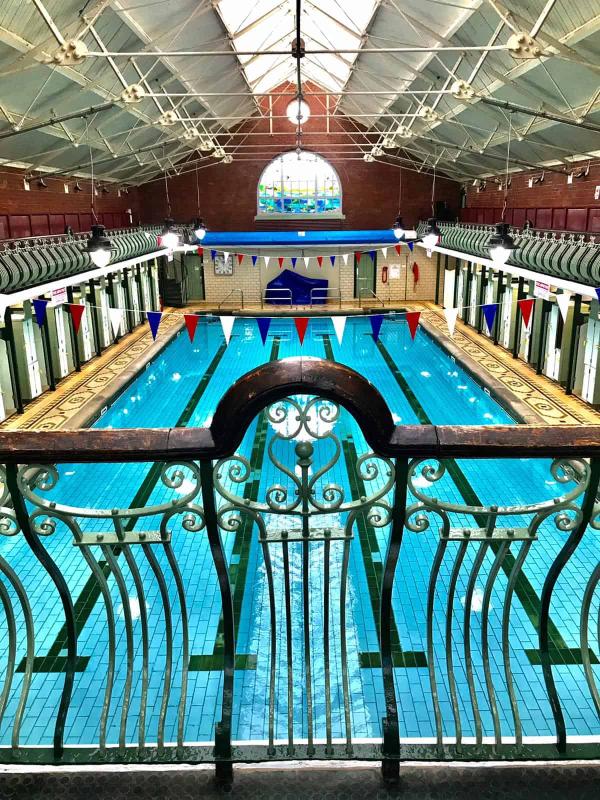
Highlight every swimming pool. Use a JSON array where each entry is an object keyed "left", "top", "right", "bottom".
[{"left": 1, "top": 315, "right": 598, "bottom": 756}]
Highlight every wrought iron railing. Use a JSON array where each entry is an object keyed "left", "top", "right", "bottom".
[
  {"left": 0, "top": 359, "right": 599, "bottom": 789},
  {"left": 417, "top": 221, "right": 600, "bottom": 287}
]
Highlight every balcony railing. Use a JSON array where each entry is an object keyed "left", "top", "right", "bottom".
[
  {"left": 418, "top": 221, "right": 600, "bottom": 287},
  {"left": 0, "top": 359, "right": 599, "bottom": 788}
]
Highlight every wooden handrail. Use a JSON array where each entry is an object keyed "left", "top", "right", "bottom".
[{"left": 0, "top": 358, "right": 598, "bottom": 462}]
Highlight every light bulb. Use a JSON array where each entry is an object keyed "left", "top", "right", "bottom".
[
  {"left": 89, "top": 247, "right": 111, "bottom": 268},
  {"left": 195, "top": 226, "right": 206, "bottom": 241},
  {"left": 489, "top": 245, "right": 511, "bottom": 265},
  {"left": 161, "top": 230, "right": 178, "bottom": 250},
  {"left": 422, "top": 232, "right": 439, "bottom": 250},
  {"left": 286, "top": 98, "right": 310, "bottom": 125}
]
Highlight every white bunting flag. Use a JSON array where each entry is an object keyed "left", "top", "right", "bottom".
[
  {"left": 332, "top": 315, "right": 347, "bottom": 345},
  {"left": 219, "top": 315, "right": 235, "bottom": 344},
  {"left": 303, "top": 256, "right": 310, "bottom": 269},
  {"left": 109, "top": 307, "right": 123, "bottom": 338},
  {"left": 381, "top": 247, "right": 388, "bottom": 258},
  {"left": 223, "top": 251, "right": 230, "bottom": 263},
  {"left": 444, "top": 307, "right": 459, "bottom": 338},
  {"left": 556, "top": 291, "right": 571, "bottom": 323},
  {"left": 342, "top": 253, "right": 349, "bottom": 266},
  {"left": 264, "top": 255, "right": 270, "bottom": 268}
]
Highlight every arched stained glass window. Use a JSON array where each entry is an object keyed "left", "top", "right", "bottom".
[{"left": 257, "top": 151, "right": 342, "bottom": 216}]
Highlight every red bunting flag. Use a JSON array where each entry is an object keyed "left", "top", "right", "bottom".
[
  {"left": 395, "top": 244, "right": 402, "bottom": 256},
  {"left": 184, "top": 313, "right": 199, "bottom": 342},
  {"left": 355, "top": 251, "right": 362, "bottom": 264},
  {"left": 518, "top": 297, "right": 534, "bottom": 330},
  {"left": 237, "top": 253, "right": 244, "bottom": 265},
  {"left": 197, "top": 247, "right": 203, "bottom": 257},
  {"left": 295, "top": 317, "right": 309, "bottom": 345},
  {"left": 406, "top": 311, "right": 421, "bottom": 340},
  {"left": 278, "top": 256, "right": 284, "bottom": 269},
  {"left": 317, "top": 255, "right": 323, "bottom": 268},
  {"left": 68, "top": 303, "right": 85, "bottom": 334}
]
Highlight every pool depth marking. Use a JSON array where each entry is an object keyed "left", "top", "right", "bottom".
[
  {"left": 374, "top": 334, "right": 597, "bottom": 667},
  {"left": 18, "top": 338, "right": 229, "bottom": 674},
  {"left": 189, "top": 336, "right": 281, "bottom": 672},
  {"left": 322, "top": 334, "right": 427, "bottom": 668}
]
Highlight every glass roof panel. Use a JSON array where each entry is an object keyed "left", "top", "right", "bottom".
[{"left": 218, "top": 0, "right": 377, "bottom": 94}]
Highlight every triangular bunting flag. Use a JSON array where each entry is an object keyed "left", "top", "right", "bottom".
[
  {"left": 317, "top": 255, "right": 323, "bottom": 268},
  {"left": 196, "top": 247, "right": 203, "bottom": 257},
  {"left": 595, "top": 287, "right": 600, "bottom": 302},
  {"left": 210, "top": 249, "right": 217, "bottom": 261},
  {"left": 303, "top": 256, "right": 310, "bottom": 269},
  {"left": 68, "top": 303, "right": 85, "bottom": 334},
  {"left": 342, "top": 254, "right": 349, "bottom": 266},
  {"left": 236, "top": 253, "right": 244, "bottom": 265},
  {"left": 220, "top": 315, "right": 235, "bottom": 344},
  {"left": 109, "top": 307, "right": 123, "bottom": 338},
  {"left": 184, "top": 313, "right": 199, "bottom": 342},
  {"left": 370, "top": 314, "right": 384, "bottom": 342},
  {"left": 369, "top": 250, "right": 376, "bottom": 262},
  {"left": 518, "top": 298, "right": 534, "bottom": 330},
  {"left": 147, "top": 310, "right": 162, "bottom": 340},
  {"left": 382, "top": 247, "right": 388, "bottom": 258},
  {"left": 406, "top": 311, "right": 421, "bottom": 340},
  {"left": 32, "top": 298, "right": 48, "bottom": 327},
  {"left": 257, "top": 317, "right": 271, "bottom": 344},
  {"left": 223, "top": 251, "right": 230, "bottom": 263},
  {"left": 291, "top": 256, "right": 297, "bottom": 269},
  {"left": 482, "top": 303, "right": 498, "bottom": 334},
  {"left": 264, "top": 255, "right": 270, "bottom": 268},
  {"left": 394, "top": 244, "right": 402, "bottom": 256},
  {"left": 355, "top": 251, "right": 362, "bottom": 264},
  {"left": 444, "top": 307, "right": 459, "bottom": 338},
  {"left": 294, "top": 317, "right": 309, "bottom": 345},
  {"left": 332, "top": 316, "right": 347, "bottom": 345},
  {"left": 251, "top": 255, "right": 258, "bottom": 267},
  {"left": 556, "top": 292, "right": 571, "bottom": 322},
  {"left": 408, "top": 241, "right": 414, "bottom": 252},
  {"left": 330, "top": 255, "right": 336, "bottom": 267},
  {"left": 278, "top": 256, "right": 284, "bottom": 269}
]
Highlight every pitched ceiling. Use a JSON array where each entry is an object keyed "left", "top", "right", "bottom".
[{"left": 0, "top": 0, "right": 598, "bottom": 184}]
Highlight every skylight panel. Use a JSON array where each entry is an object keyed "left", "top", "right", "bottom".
[{"left": 218, "top": 0, "right": 377, "bottom": 94}]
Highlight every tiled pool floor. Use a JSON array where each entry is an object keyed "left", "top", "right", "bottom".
[{"left": 1, "top": 316, "right": 599, "bottom": 753}]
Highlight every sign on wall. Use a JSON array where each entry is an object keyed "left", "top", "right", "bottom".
[{"left": 533, "top": 280, "right": 550, "bottom": 300}]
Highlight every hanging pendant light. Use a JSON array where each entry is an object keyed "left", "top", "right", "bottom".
[
  {"left": 422, "top": 217, "right": 441, "bottom": 251},
  {"left": 193, "top": 217, "right": 206, "bottom": 241},
  {"left": 488, "top": 222, "right": 516, "bottom": 265},
  {"left": 286, "top": 96, "right": 310, "bottom": 126},
  {"left": 392, "top": 215, "right": 405, "bottom": 240},
  {"left": 86, "top": 224, "right": 112, "bottom": 268},
  {"left": 160, "top": 218, "right": 179, "bottom": 250}
]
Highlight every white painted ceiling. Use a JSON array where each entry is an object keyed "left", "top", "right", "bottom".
[{"left": 0, "top": 0, "right": 598, "bottom": 184}]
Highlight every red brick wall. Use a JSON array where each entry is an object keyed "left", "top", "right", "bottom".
[
  {"left": 462, "top": 161, "right": 600, "bottom": 231},
  {"left": 138, "top": 84, "right": 460, "bottom": 231},
  {"left": 0, "top": 166, "right": 141, "bottom": 239}
]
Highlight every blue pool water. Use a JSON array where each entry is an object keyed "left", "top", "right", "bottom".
[{"left": 0, "top": 315, "right": 598, "bottom": 751}]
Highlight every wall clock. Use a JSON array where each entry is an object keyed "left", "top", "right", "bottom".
[{"left": 214, "top": 253, "right": 233, "bottom": 275}]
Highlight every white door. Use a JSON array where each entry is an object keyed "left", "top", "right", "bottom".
[
  {"left": 484, "top": 278, "right": 495, "bottom": 338},
  {"left": 23, "top": 313, "right": 42, "bottom": 397},
  {"left": 54, "top": 306, "right": 69, "bottom": 378},
  {"left": 582, "top": 317, "right": 600, "bottom": 403},
  {"left": 468, "top": 273, "right": 478, "bottom": 326},
  {"left": 501, "top": 284, "right": 513, "bottom": 348},
  {"left": 456, "top": 269, "right": 465, "bottom": 319},
  {"left": 545, "top": 305, "right": 561, "bottom": 380}
]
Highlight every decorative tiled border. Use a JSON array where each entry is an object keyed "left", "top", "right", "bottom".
[{"left": 421, "top": 304, "right": 600, "bottom": 426}]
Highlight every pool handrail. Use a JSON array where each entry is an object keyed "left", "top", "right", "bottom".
[
  {"left": 309, "top": 286, "right": 342, "bottom": 308},
  {"left": 217, "top": 288, "right": 244, "bottom": 309},
  {"left": 261, "top": 287, "right": 293, "bottom": 308},
  {"left": 358, "top": 287, "right": 385, "bottom": 307}
]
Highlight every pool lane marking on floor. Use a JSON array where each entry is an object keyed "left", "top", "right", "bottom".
[
  {"left": 374, "top": 334, "right": 598, "bottom": 667},
  {"left": 188, "top": 336, "right": 281, "bottom": 672},
  {"left": 18, "top": 339, "right": 229, "bottom": 674},
  {"left": 322, "top": 334, "right": 426, "bottom": 668}
]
